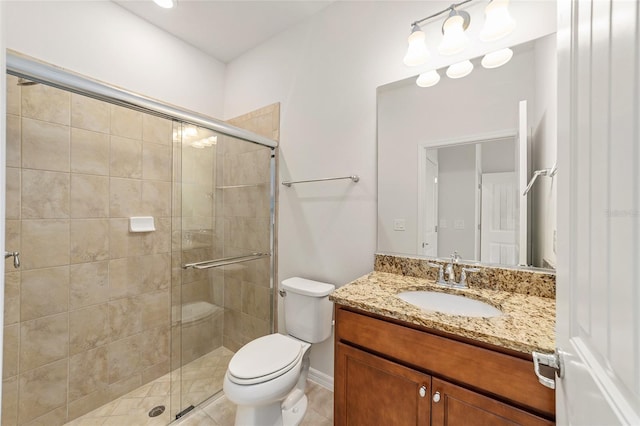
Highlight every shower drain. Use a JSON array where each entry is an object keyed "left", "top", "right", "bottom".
[{"left": 148, "top": 405, "right": 166, "bottom": 418}]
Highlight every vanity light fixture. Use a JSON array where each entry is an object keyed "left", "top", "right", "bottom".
[
  {"left": 446, "top": 60, "right": 474, "bottom": 79},
  {"left": 416, "top": 70, "right": 441, "bottom": 88},
  {"left": 403, "top": 24, "right": 430, "bottom": 66},
  {"left": 479, "top": 0, "right": 516, "bottom": 42},
  {"left": 481, "top": 47, "right": 513, "bottom": 68},
  {"left": 153, "top": 0, "right": 175, "bottom": 9},
  {"left": 438, "top": 8, "right": 471, "bottom": 56}
]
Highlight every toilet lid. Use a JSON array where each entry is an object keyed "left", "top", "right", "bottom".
[{"left": 228, "top": 334, "right": 303, "bottom": 384}]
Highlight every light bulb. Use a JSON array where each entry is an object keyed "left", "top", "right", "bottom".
[
  {"left": 153, "top": 0, "right": 174, "bottom": 8},
  {"left": 438, "top": 12, "right": 470, "bottom": 56},
  {"left": 184, "top": 126, "right": 198, "bottom": 137},
  {"left": 416, "top": 70, "right": 441, "bottom": 88},
  {"left": 481, "top": 48, "right": 513, "bottom": 68},
  {"left": 480, "top": 0, "right": 516, "bottom": 42},
  {"left": 403, "top": 25, "right": 430, "bottom": 67},
  {"left": 191, "top": 140, "right": 205, "bottom": 149},
  {"left": 208, "top": 136, "right": 218, "bottom": 145},
  {"left": 446, "top": 60, "right": 474, "bottom": 79}
]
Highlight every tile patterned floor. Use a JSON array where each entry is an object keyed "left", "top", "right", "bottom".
[{"left": 65, "top": 346, "right": 333, "bottom": 426}]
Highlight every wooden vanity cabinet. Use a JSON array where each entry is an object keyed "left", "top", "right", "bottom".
[{"left": 334, "top": 306, "right": 555, "bottom": 426}]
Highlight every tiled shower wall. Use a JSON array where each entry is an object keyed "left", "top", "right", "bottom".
[
  {"left": 221, "top": 104, "right": 279, "bottom": 351},
  {"left": 2, "top": 75, "right": 173, "bottom": 425}
]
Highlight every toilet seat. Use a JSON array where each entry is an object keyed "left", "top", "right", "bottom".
[{"left": 227, "top": 334, "right": 304, "bottom": 385}]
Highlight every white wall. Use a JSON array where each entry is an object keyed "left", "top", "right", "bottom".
[
  {"left": 4, "top": 1, "right": 226, "bottom": 117},
  {"left": 437, "top": 145, "right": 476, "bottom": 259},
  {"left": 224, "top": 1, "right": 557, "bottom": 378},
  {"left": 531, "top": 34, "right": 557, "bottom": 268}
]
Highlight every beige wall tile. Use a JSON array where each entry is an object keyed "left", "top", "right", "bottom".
[
  {"left": 20, "top": 313, "right": 68, "bottom": 372},
  {"left": 69, "top": 346, "right": 108, "bottom": 401},
  {"left": 141, "top": 326, "right": 169, "bottom": 368},
  {"left": 141, "top": 217, "right": 171, "bottom": 255},
  {"left": 2, "top": 376, "right": 18, "bottom": 426},
  {"left": 241, "top": 313, "right": 270, "bottom": 342},
  {"left": 5, "top": 167, "right": 20, "bottom": 220},
  {"left": 21, "top": 83, "right": 70, "bottom": 126},
  {"left": 4, "top": 272, "right": 20, "bottom": 325},
  {"left": 67, "top": 387, "right": 110, "bottom": 421},
  {"left": 70, "top": 219, "right": 109, "bottom": 263},
  {"left": 22, "top": 118, "right": 70, "bottom": 172},
  {"left": 109, "top": 178, "right": 142, "bottom": 217},
  {"left": 108, "top": 297, "right": 142, "bottom": 341},
  {"left": 109, "top": 218, "right": 143, "bottom": 259},
  {"left": 107, "top": 334, "right": 141, "bottom": 384},
  {"left": 69, "top": 261, "right": 109, "bottom": 310},
  {"left": 23, "top": 406, "right": 67, "bottom": 426},
  {"left": 21, "top": 219, "right": 69, "bottom": 270},
  {"left": 69, "top": 304, "right": 109, "bottom": 356},
  {"left": 6, "top": 75, "right": 21, "bottom": 116},
  {"left": 6, "top": 114, "right": 21, "bottom": 168},
  {"left": 3, "top": 324, "right": 19, "bottom": 379},
  {"left": 142, "top": 180, "right": 171, "bottom": 217},
  {"left": 242, "top": 282, "right": 270, "bottom": 321},
  {"left": 110, "top": 105, "right": 142, "bottom": 140},
  {"left": 107, "top": 374, "right": 141, "bottom": 401},
  {"left": 21, "top": 266, "right": 69, "bottom": 321},
  {"left": 142, "top": 114, "right": 172, "bottom": 145},
  {"left": 142, "top": 142, "right": 172, "bottom": 181},
  {"left": 140, "top": 290, "right": 169, "bottom": 331},
  {"left": 71, "top": 94, "right": 110, "bottom": 134},
  {"left": 70, "top": 174, "right": 109, "bottom": 218},
  {"left": 110, "top": 136, "right": 142, "bottom": 178},
  {"left": 138, "top": 253, "right": 171, "bottom": 294},
  {"left": 18, "top": 359, "right": 68, "bottom": 424},
  {"left": 5, "top": 221, "right": 20, "bottom": 272},
  {"left": 141, "top": 359, "right": 170, "bottom": 384},
  {"left": 107, "top": 258, "right": 134, "bottom": 300},
  {"left": 21, "top": 170, "right": 70, "bottom": 219},
  {"left": 224, "top": 278, "right": 241, "bottom": 311},
  {"left": 71, "top": 128, "right": 110, "bottom": 175}
]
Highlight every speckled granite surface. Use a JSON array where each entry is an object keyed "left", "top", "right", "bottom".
[
  {"left": 330, "top": 271, "right": 555, "bottom": 354},
  {"left": 375, "top": 254, "right": 556, "bottom": 298}
]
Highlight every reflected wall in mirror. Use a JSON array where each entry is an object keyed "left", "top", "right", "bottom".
[{"left": 377, "top": 34, "right": 557, "bottom": 270}]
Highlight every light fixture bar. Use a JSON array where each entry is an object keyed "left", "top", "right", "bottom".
[{"left": 411, "top": 0, "right": 477, "bottom": 27}]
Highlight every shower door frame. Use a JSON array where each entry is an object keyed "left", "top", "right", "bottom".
[{"left": 4, "top": 50, "right": 278, "bottom": 422}]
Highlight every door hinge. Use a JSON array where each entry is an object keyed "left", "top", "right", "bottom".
[{"left": 532, "top": 350, "right": 563, "bottom": 389}]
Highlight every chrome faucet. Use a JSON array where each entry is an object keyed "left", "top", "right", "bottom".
[{"left": 428, "top": 252, "right": 480, "bottom": 289}]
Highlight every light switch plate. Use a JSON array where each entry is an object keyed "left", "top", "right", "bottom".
[
  {"left": 454, "top": 220, "right": 465, "bottom": 230},
  {"left": 393, "top": 219, "right": 406, "bottom": 231}
]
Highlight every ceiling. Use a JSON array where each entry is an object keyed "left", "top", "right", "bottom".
[{"left": 114, "top": 0, "right": 334, "bottom": 63}]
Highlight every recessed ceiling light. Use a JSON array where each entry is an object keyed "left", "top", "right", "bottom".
[{"left": 153, "top": 0, "right": 175, "bottom": 9}]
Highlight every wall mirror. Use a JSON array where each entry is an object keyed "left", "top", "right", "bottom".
[{"left": 377, "top": 34, "right": 557, "bottom": 270}]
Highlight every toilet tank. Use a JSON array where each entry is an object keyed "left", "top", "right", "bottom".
[{"left": 281, "top": 277, "right": 335, "bottom": 343}]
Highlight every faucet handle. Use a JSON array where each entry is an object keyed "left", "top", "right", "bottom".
[
  {"left": 459, "top": 267, "right": 481, "bottom": 287},
  {"left": 427, "top": 263, "right": 445, "bottom": 283},
  {"left": 451, "top": 251, "right": 461, "bottom": 263}
]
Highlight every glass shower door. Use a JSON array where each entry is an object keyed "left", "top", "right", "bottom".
[{"left": 171, "top": 122, "right": 274, "bottom": 419}]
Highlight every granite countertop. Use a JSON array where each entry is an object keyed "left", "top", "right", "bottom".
[{"left": 330, "top": 271, "right": 555, "bottom": 354}]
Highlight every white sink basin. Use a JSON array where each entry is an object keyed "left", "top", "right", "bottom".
[{"left": 396, "top": 291, "right": 503, "bottom": 318}]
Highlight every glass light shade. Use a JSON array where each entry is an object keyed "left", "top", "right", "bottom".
[
  {"left": 191, "top": 140, "right": 205, "bottom": 149},
  {"left": 403, "top": 27, "right": 430, "bottom": 67},
  {"left": 481, "top": 48, "right": 513, "bottom": 68},
  {"left": 184, "top": 126, "right": 198, "bottom": 137},
  {"left": 416, "top": 70, "right": 441, "bottom": 88},
  {"left": 438, "top": 15, "right": 470, "bottom": 56},
  {"left": 480, "top": 0, "right": 516, "bottom": 42},
  {"left": 207, "top": 135, "right": 218, "bottom": 145},
  {"left": 153, "top": 0, "right": 175, "bottom": 8},
  {"left": 446, "top": 60, "right": 474, "bottom": 79}
]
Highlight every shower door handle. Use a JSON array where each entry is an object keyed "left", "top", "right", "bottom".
[{"left": 4, "top": 251, "right": 20, "bottom": 269}]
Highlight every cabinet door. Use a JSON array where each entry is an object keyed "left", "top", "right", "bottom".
[
  {"left": 430, "top": 378, "right": 553, "bottom": 426},
  {"left": 335, "top": 343, "right": 431, "bottom": 426}
]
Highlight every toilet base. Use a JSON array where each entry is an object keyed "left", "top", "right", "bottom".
[{"left": 281, "top": 394, "right": 308, "bottom": 426}]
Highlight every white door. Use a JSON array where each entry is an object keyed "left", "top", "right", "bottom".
[
  {"left": 480, "top": 172, "right": 517, "bottom": 265},
  {"left": 555, "top": 0, "right": 640, "bottom": 424},
  {"left": 420, "top": 154, "right": 438, "bottom": 256},
  {"left": 517, "top": 100, "right": 529, "bottom": 267}
]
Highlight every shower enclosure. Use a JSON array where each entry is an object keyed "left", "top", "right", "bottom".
[{"left": 2, "top": 53, "right": 277, "bottom": 425}]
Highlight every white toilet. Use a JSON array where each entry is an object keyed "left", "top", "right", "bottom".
[{"left": 223, "top": 277, "right": 335, "bottom": 426}]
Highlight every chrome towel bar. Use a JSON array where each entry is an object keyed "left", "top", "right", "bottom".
[
  {"left": 282, "top": 175, "right": 359, "bottom": 187},
  {"left": 183, "top": 252, "right": 269, "bottom": 270}
]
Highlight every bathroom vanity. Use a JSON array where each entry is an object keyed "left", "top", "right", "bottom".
[{"left": 331, "top": 258, "right": 556, "bottom": 425}]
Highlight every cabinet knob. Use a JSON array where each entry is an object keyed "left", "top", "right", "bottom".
[
  {"left": 432, "top": 391, "right": 441, "bottom": 403},
  {"left": 419, "top": 385, "right": 427, "bottom": 398}
]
